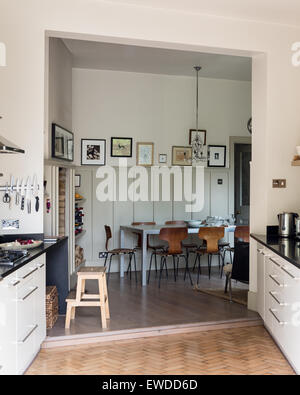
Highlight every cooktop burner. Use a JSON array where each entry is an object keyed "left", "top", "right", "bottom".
[{"left": 0, "top": 249, "right": 29, "bottom": 266}]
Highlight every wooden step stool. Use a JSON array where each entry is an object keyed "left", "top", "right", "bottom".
[{"left": 65, "top": 267, "right": 110, "bottom": 329}]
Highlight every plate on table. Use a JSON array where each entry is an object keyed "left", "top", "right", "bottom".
[
  {"left": 185, "top": 220, "right": 204, "bottom": 228},
  {"left": 0, "top": 240, "right": 43, "bottom": 251}
]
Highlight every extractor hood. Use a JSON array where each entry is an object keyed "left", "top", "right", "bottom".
[{"left": 0, "top": 135, "right": 25, "bottom": 154}]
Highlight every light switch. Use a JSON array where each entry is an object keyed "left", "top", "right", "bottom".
[{"left": 272, "top": 179, "right": 286, "bottom": 188}]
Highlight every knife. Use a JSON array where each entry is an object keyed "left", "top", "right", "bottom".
[
  {"left": 20, "top": 178, "right": 25, "bottom": 210},
  {"left": 9, "top": 176, "right": 14, "bottom": 209},
  {"left": 15, "top": 178, "right": 20, "bottom": 205},
  {"left": 26, "top": 176, "right": 31, "bottom": 214},
  {"left": 33, "top": 175, "right": 39, "bottom": 212}
]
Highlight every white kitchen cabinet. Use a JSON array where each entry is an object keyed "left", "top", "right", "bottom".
[
  {"left": 256, "top": 243, "right": 266, "bottom": 320},
  {"left": 0, "top": 255, "right": 47, "bottom": 375}
]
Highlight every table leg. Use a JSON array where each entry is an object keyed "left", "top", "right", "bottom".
[
  {"left": 120, "top": 228, "right": 125, "bottom": 278},
  {"left": 141, "top": 231, "right": 147, "bottom": 286}
]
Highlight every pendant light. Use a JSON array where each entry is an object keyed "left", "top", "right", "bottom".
[{"left": 192, "top": 66, "right": 207, "bottom": 162}]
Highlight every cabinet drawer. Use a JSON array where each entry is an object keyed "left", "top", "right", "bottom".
[
  {"left": 16, "top": 278, "right": 37, "bottom": 340},
  {"left": 17, "top": 324, "right": 38, "bottom": 375},
  {"left": 16, "top": 263, "right": 39, "bottom": 287}
]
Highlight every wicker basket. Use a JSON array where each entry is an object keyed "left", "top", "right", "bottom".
[{"left": 46, "top": 286, "right": 58, "bottom": 329}]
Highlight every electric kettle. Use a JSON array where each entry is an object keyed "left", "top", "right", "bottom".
[{"left": 278, "top": 212, "right": 298, "bottom": 237}]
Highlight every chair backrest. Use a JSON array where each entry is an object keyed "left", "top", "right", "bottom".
[
  {"left": 198, "top": 227, "right": 224, "bottom": 254},
  {"left": 165, "top": 220, "right": 186, "bottom": 225},
  {"left": 104, "top": 225, "right": 112, "bottom": 251},
  {"left": 159, "top": 227, "right": 188, "bottom": 254},
  {"left": 235, "top": 226, "right": 250, "bottom": 243},
  {"left": 132, "top": 222, "right": 156, "bottom": 226}
]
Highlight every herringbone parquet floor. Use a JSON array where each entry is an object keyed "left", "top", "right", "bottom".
[{"left": 26, "top": 326, "right": 294, "bottom": 375}]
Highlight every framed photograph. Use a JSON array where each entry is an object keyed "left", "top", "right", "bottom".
[
  {"left": 208, "top": 145, "right": 226, "bottom": 167},
  {"left": 172, "top": 146, "right": 192, "bottom": 166},
  {"left": 159, "top": 153, "right": 167, "bottom": 164},
  {"left": 75, "top": 175, "right": 81, "bottom": 188},
  {"left": 189, "top": 129, "right": 206, "bottom": 146},
  {"left": 52, "top": 123, "right": 74, "bottom": 161},
  {"left": 111, "top": 137, "right": 133, "bottom": 157},
  {"left": 81, "top": 139, "right": 106, "bottom": 166},
  {"left": 137, "top": 142, "right": 154, "bottom": 166}
]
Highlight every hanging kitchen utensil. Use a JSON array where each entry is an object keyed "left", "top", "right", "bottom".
[
  {"left": 15, "top": 178, "right": 20, "bottom": 205},
  {"left": 33, "top": 175, "right": 39, "bottom": 212},
  {"left": 25, "top": 176, "right": 31, "bottom": 214},
  {"left": 9, "top": 176, "right": 14, "bottom": 209},
  {"left": 3, "top": 182, "right": 11, "bottom": 203},
  {"left": 20, "top": 178, "right": 25, "bottom": 210}
]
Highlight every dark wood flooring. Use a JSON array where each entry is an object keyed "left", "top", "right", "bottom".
[{"left": 47, "top": 266, "right": 259, "bottom": 338}]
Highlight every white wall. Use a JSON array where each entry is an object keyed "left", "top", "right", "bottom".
[
  {"left": 46, "top": 38, "right": 73, "bottom": 160},
  {"left": 73, "top": 68, "right": 251, "bottom": 167}
]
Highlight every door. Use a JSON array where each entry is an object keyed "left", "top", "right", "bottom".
[{"left": 234, "top": 143, "right": 251, "bottom": 225}]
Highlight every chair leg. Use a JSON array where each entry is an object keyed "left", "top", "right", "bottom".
[
  {"left": 165, "top": 257, "right": 168, "bottom": 278},
  {"left": 133, "top": 252, "right": 137, "bottom": 284},
  {"left": 208, "top": 254, "right": 212, "bottom": 279},
  {"left": 220, "top": 252, "right": 225, "bottom": 279},
  {"left": 127, "top": 253, "right": 133, "bottom": 280},
  {"left": 65, "top": 303, "right": 73, "bottom": 329},
  {"left": 172, "top": 255, "right": 177, "bottom": 282},
  {"left": 197, "top": 254, "right": 202, "bottom": 284},
  {"left": 158, "top": 256, "right": 164, "bottom": 288},
  {"left": 225, "top": 273, "right": 229, "bottom": 293},
  {"left": 154, "top": 251, "right": 158, "bottom": 274},
  {"left": 228, "top": 273, "right": 232, "bottom": 302},
  {"left": 148, "top": 252, "right": 154, "bottom": 284},
  {"left": 183, "top": 255, "right": 193, "bottom": 286},
  {"left": 192, "top": 252, "right": 198, "bottom": 272},
  {"left": 218, "top": 254, "right": 221, "bottom": 271}
]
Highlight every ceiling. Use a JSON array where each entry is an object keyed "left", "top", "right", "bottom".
[
  {"left": 63, "top": 39, "right": 251, "bottom": 81},
  {"left": 104, "top": 0, "right": 300, "bottom": 27}
]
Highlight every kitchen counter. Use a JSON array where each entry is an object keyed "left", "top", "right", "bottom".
[
  {"left": 251, "top": 233, "right": 300, "bottom": 269},
  {"left": 0, "top": 237, "right": 68, "bottom": 280}
]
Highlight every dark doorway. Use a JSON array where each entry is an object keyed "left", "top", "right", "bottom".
[{"left": 234, "top": 143, "right": 251, "bottom": 225}]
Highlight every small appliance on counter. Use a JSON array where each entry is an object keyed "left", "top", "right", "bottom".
[
  {"left": 295, "top": 218, "right": 300, "bottom": 240},
  {"left": 0, "top": 249, "right": 28, "bottom": 266},
  {"left": 278, "top": 212, "right": 298, "bottom": 238}
]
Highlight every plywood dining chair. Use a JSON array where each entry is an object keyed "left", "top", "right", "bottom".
[
  {"left": 131, "top": 222, "right": 166, "bottom": 283},
  {"left": 194, "top": 227, "right": 225, "bottom": 283},
  {"left": 104, "top": 225, "right": 137, "bottom": 283},
  {"left": 156, "top": 227, "right": 193, "bottom": 288}
]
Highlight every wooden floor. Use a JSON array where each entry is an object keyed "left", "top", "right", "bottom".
[
  {"left": 47, "top": 266, "right": 259, "bottom": 339},
  {"left": 27, "top": 326, "right": 294, "bottom": 375}
]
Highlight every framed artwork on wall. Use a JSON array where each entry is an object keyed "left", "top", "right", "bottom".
[
  {"left": 52, "top": 123, "right": 74, "bottom": 161},
  {"left": 111, "top": 137, "right": 133, "bottom": 157},
  {"left": 137, "top": 142, "right": 154, "bottom": 166},
  {"left": 81, "top": 139, "right": 106, "bottom": 166},
  {"left": 208, "top": 145, "right": 226, "bottom": 167},
  {"left": 189, "top": 129, "right": 206, "bottom": 146},
  {"left": 159, "top": 153, "right": 167, "bottom": 164},
  {"left": 172, "top": 146, "right": 192, "bottom": 166}
]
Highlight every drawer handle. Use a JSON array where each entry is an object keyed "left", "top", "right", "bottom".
[
  {"left": 269, "top": 309, "right": 287, "bottom": 325},
  {"left": 269, "top": 291, "right": 286, "bottom": 306},
  {"left": 270, "top": 258, "right": 281, "bottom": 267},
  {"left": 281, "top": 266, "right": 300, "bottom": 280},
  {"left": 18, "top": 286, "right": 38, "bottom": 301},
  {"left": 22, "top": 267, "right": 38, "bottom": 279},
  {"left": 18, "top": 325, "right": 38, "bottom": 344},
  {"left": 269, "top": 274, "right": 285, "bottom": 287},
  {"left": 11, "top": 280, "right": 20, "bottom": 287},
  {"left": 37, "top": 263, "right": 44, "bottom": 269}
]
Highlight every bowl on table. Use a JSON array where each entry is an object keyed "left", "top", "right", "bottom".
[{"left": 184, "top": 220, "right": 204, "bottom": 228}]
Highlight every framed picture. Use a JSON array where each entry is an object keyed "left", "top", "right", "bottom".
[
  {"left": 137, "top": 142, "right": 154, "bottom": 166},
  {"left": 172, "top": 146, "right": 192, "bottom": 166},
  {"left": 159, "top": 153, "right": 167, "bottom": 164},
  {"left": 81, "top": 139, "right": 106, "bottom": 166},
  {"left": 111, "top": 137, "right": 133, "bottom": 157},
  {"left": 208, "top": 145, "right": 226, "bottom": 167},
  {"left": 75, "top": 175, "right": 81, "bottom": 188},
  {"left": 189, "top": 129, "right": 206, "bottom": 146},
  {"left": 52, "top": 123, "right": 74, "bottom": 161}
]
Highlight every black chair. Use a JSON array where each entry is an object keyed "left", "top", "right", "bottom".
[{"left": 224, "top": 241, "right": 249, "bottom": 301}]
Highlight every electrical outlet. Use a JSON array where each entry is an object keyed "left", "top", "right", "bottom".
[
  {"left": 99, "top": 252, "right": 107, "bottom": 259},
  {"left": 272, "top": 179, "right": 286, "bottom": 188},
  {"left": 2, "top": 219, "right": 20, "bottom": 230}
]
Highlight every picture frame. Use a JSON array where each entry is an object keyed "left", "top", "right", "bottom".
[
  {"left": 159, "top": 153, "right": 167, "bottom": 164},
  {"left": 208, "top": 145, "right": 226, "bottom": 167},
  {"left": 172, "top": 146, "right": 192, "bottom": 166},
  {"left": 81, "top": 139, "right": 106, "bottom": 166},
  {"left": 111, "top": 137, "right": 133, "bottom": 157},
  {"left": 189, "top": 129, "right": 207, "bottom": 146},
  {"left": 52, "top": 123, "right": 74, "bottom": 161},
  {"left": 75, "top": 174, "right": 81, "bottom": 188},
  {"left": 136, "top": 142, "right": 154, "bottom": 166}
]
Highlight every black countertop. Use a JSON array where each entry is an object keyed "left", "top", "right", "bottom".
[
  {"left": 0, "top": 237, "right": 68, "bottom": 280},
  {"left": 251, "top": 234, "right": 300, "bottom": 269}
]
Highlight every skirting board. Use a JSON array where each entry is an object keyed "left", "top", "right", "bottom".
[{"left": 42, "top": 317, "right": 262, "bottom": 349}]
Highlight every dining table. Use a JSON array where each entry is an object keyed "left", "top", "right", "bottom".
[{"left": 119, "top": 223, "right": 236, "bottom": 286}]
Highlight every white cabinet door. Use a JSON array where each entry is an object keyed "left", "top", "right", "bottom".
[
  {"left": 256, "top": 243, "right": 266, "bottom": 320},
  {"left": 0, "top": 274, "right": 18, "bottom": 375}
]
